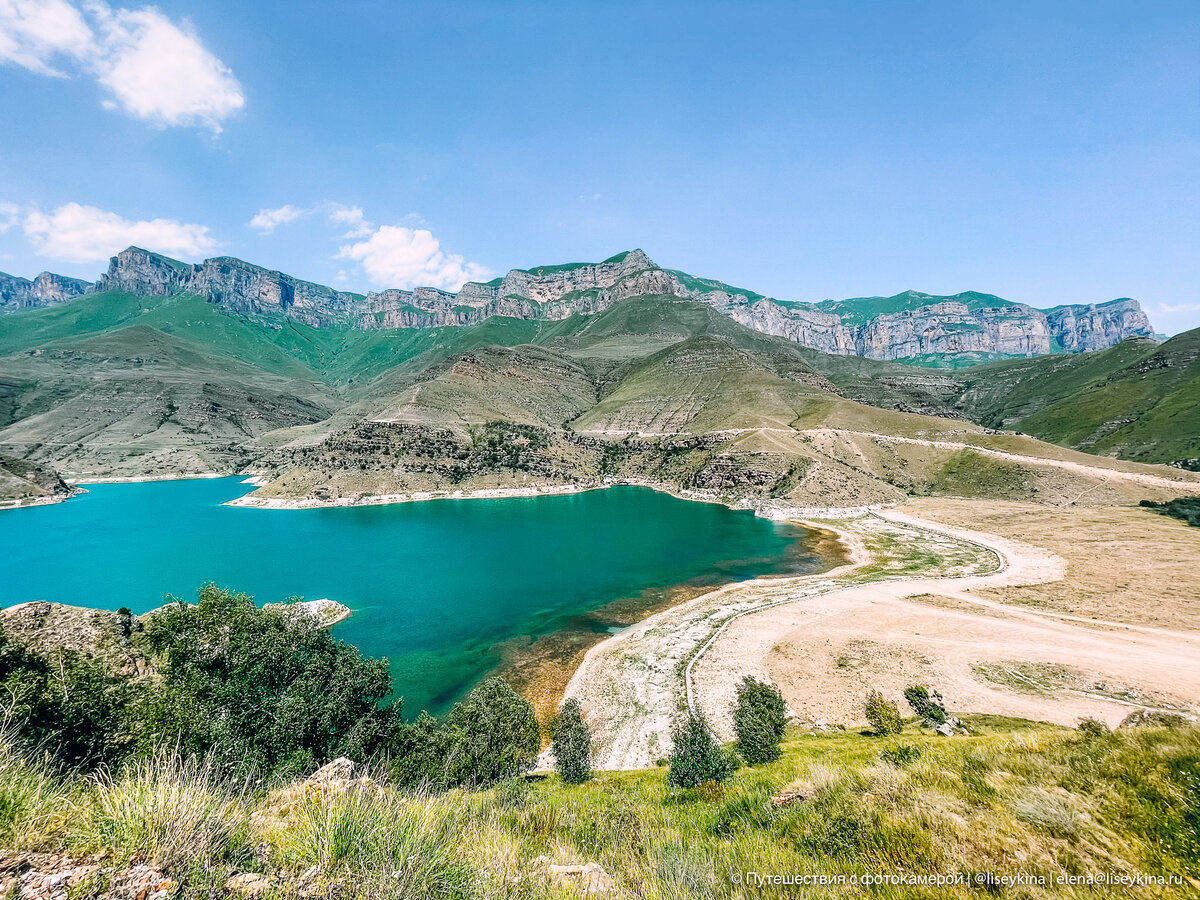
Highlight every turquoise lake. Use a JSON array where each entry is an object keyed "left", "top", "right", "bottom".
[{"left": 0, "top": 478, "right": 829, "bottom": 715}]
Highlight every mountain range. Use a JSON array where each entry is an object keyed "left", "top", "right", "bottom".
[
  {"left": 1, "top": 247, "right": 1154, "bottom": 365},
  {"left": 0, "top": 247, "right": 1195, "bottom": 508}
]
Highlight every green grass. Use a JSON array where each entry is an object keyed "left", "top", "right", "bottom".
[
  {"left": 4, "top": 719, "right": 1198, "bottom": 897},
  {"left": 0, "top": 737, "right": 71, "bottom": 850},
  {"left": 954, "top": 329, "right": 1200, "bottom": 463},
  {"left": 78, "top": 749, "right": 251, "bottom": 870}
]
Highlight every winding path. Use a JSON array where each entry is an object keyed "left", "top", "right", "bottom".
[{"left": 563, "top": 507, "right": 1200, "bottom": 770}]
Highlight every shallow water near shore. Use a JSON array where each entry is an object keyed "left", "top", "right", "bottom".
[{"left": 0, "top": 477, "right": 835, "bottom": 716}]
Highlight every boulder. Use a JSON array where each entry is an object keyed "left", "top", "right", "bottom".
[{"left": 532, "top": 856, "right": 614, "bottom": 895}]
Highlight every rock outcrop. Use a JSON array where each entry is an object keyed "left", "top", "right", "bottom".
[
  {"left": 0, "top": 601, "right": 151, "bottom": 676},
  {"left": 94, "top": 248, "right": 367, "bottom": 327},
  {"left": 727, "top": 292, "right": 1153, "bottom": 361},
  {"left": 0, "top": 456, "right": 73, "bottom": 506},
  {"left": 0, "top": 270, "right": 90, "bottom": 312},
  {"left": 3, "top": 246, "right": 1156, "bottom": 363}
]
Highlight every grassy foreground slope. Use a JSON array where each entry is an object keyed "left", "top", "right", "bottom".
[
  {"left": 952, "top": 329, "right": 1200, "bottom": 464},
  {"left": 3, "top": 720, "right": 1197, "bottom": 899}
]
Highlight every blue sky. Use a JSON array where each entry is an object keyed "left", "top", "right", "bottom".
[{"left": 1, "top": 0, "right": 1197, "bottom": 334}]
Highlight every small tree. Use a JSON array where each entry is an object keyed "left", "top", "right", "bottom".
[
  {"left": 551, "top": 698, "right": 592, "bottom": 784},
  {"left": 732, "top": 676, "right": 788, "bottom": 764},
  {"left": 903, "top": 685, "right": 947, "bottom": 727},
  {"left": 443, "top": 677, "right": 541, "bottom": 787},
  {"left": 667, "top": 713, "right": 739, "bottom": 788},
  {"left": 864, "top": 689, "right": 903, "bottom": 735}
]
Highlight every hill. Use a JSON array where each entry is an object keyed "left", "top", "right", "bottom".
[
  {"left": 951, "top": 329, "right": 1200, "bottom": 465},
  {"left": 0, "top": 274, "right": 1194, "bottom": 504}
]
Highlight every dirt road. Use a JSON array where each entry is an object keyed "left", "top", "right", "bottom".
[
  {"left": 693, "top": 509, "right": 1200, "bottom": 741},
  {"left": 564, "top": 506, "right": 1199, "bottom": 770}
]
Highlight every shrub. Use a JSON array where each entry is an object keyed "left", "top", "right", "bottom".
[
  {"left": 732, "top": 676, "right": 788, "bottom": 765},
  {"left": 863, "top": 690, "right": 903, "bottom": 736},
  {"left": 667, "top": 714, "right": 739, "bottom": 789},
  {"left": 550, "top": 698, "right": 592, "bottom": 784},
  {"left": 0, "top": 625, "right": 136, "bottom": 772},
  {"left": 136, "top": 584, "right": 396, "bottom": 779},
  {"left": 1119, "top": 709, "right": 1187, "bottom": 729},
  {"left": 1077, "top": 718, "right": 1110, "bottom": 739},
  {"left": 903, "top": 685, "right": 947, "bottom": 727},
  {"left": 442, "top": 677, "right": 540, "bottom": 788},
  {"left": 389, "top": 711, "right": 450, "bottom": 788},
  {"left": 880, "top": 745, "right": 922, "bottom": 767}
]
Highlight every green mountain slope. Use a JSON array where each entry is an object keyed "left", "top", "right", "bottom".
[
  {"left": 952, "top": 329, "right": 1200, "bottom": 464},
  {"left": 0, "top": 285, "right": 1196, "bottom": 504}
]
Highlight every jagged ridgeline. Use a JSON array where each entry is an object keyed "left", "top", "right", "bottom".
[
  {"left": 0, "top": 246, "right": 1196, "bottom": 502},
  {"left": 2, "top": 246, "right": 1154, "bottom": 364}
]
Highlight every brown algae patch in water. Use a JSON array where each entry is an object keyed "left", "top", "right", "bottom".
[{"left": 489, "top": 522, "right": 850, "bottom": 734}]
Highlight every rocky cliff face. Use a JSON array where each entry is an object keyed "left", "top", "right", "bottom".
[
  {"left": 359, "top": 250, "right": 661, "bottom": 328},
  {"left": 94, "top": 248, "right": 366, "bottom": 327},
  {"left": 726, "top": 293, "right": 1153, "bottom": 361},
  {"left": 1044, "top": 299, "right": 1152, "bottom": 353},
  {"left": 0, "top": 270, "right": 90, "bottom": 312},
  {"left": 3, "top": 246, "right": 1157, "bottom": 364}
]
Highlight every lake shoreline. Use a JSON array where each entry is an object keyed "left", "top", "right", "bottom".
[
  {"left": 491, "top": 515, "right": 854, "bottom": 732},
  {"left": 225, "top": 475, "right": 891, "bottom": 524},
  {"left": 5, "top": 476, "right": 842, "bottom": 720}
]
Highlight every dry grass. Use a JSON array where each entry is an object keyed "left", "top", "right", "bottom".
[
  {"left": 2, "top": 719, "right": 1199, "bottom": 898},
  {"left": 902, "top": 499, "right": 1200, "bottom": 631},
  {"left": 72, "top": 749, "right": 251, "bottom": 870}
]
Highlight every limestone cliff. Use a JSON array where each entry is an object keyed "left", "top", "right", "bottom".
[
  {"left": 0, "top": 270, "right": 90, "bottom": 312},
  {"left": 724, "top": 291, "right": 1153, "bottom": 361},
  {"left": 2, "top": 246, "right": 1157, "bottom": 363},
  {"left": 93, "top": 247, "right": 367, "bottom": 327}
]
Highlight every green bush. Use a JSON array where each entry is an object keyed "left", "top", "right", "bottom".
[
  {"left": 1140, "top": 497, "right": 1200, "bottom": 527},
  {"left": 732, "top": 676, "right": 787, "bottom": 765},
  {"left": 667, "top": 714, "right": 739, "bottom": 789},
  {"left": 864, "top": 690, "right": 903, "bottom": 736},
  {"left": 550, "top": 698, "right": 592, "bottom": 784},
  {"left": 137, "top": 584, "right": 397, "bottom": 779},
  {"left": 903, "top": 685, "right": 947, "bottom": 727},
  {"left": 442, "top": 677, "right": 540, "bottom": 788},
  {"left": 0, "top": 625, "right": 135, "bottom": 771}
]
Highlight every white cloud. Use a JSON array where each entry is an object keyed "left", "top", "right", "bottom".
[
  {"left": 328, "top": 204, "right": 373, "bottom": 238},
  {"left": 22, "top": 202, "right": 216, "bottom": 263},
  {"left": 0, "top": 0, "right": 92, "bottom": 76},
  {"left": 1159, "top": 302, "right": 1200, "bottom": 314},
  {"left": 249, "top": 204, "right": 304, "bottom": 234},
  {"left": 0, "top": 0, "right": 243, "bottom": 132},
  {"left": 337, "top": 224, "right": 490, "bottom": 291},
  {"left": 0, "top": 200, "right": 20, "bottom": 232}
]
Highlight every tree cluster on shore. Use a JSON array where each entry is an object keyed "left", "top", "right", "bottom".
[{"left": 0, "top": 585, "right": 808, "bottom": 798}]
